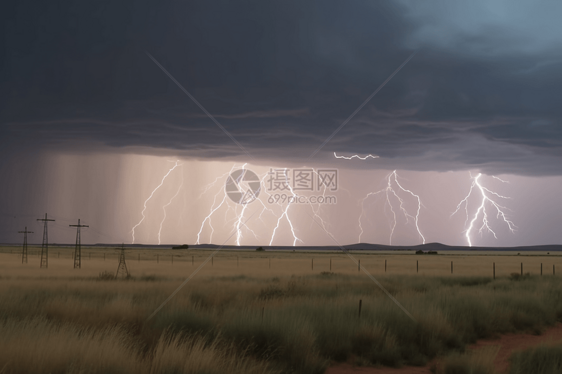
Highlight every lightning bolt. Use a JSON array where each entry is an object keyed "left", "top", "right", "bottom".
[
  {"left": 196, "top": 192, "right": 227, "bottom": 245},
  {"left": 242, "top": 174, "right": 277, "bottom": 242},
  {"left": 197, "top": 164, "right": 336, "bottom": 247},
  {"left": 334, "top": 152, "right": 379, "bottom": 160},
  {"left": 358, "top": 170, "right": 425, "bottom": 245},
  {"left": 268, "top": 168, "right": 303, "bottom": 246},
  {"left": 131, "top": 160, "right": 181, "bottom": 244},
  {"left": 233, "top": 165, "right": 251, "bottom": 246},
  {"left": 307, "top": 169, "right": 332, "bottom": 233},
  {"left": 196, "top": 164, "right": 272, "bottom": 246},
  {"left": 492, "top": 175, "right": 510, "bottom": 184},
  {"left": 158, "top": 167, "right": 184, "bottom": 245},
  {"left": 195, "top": 167, "right": 235, "bottom": 245},
  {"left": 257, "top": 174, "right": 278, "bottom": 222},
  {"left": 392, "top": 172, "right": 425, "bottom": 244},
  {"left": 452, "top": 173, "right": 516, "bottom": 247}
]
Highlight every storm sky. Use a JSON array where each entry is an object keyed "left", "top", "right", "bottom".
[{"left": 1, "top": 1, "right": 561, "bottom": 247}]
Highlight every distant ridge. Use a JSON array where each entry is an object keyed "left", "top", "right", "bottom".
[
  {"left": 179, "top": 242, "right": 562, "bottom": 252},
  {"left": 10, "top": 242, "right": 556, "bottom": 252}
]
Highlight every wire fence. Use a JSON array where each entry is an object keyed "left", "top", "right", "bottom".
[{"left": 1, "top": 247, "right": 560, "bottom": 278}]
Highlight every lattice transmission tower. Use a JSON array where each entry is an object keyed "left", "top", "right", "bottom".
[
  {"left": 116, "top": 244, "right": 129, "bottom": 278},
  {"left": 18, "top": 227, "right": 33, "bottom": 264},
  {"left": 70, "top": 219, "right": 89, "bottom": 269},
  {"left": 37, "top": 214, "right": 55, "bottom": 268}
]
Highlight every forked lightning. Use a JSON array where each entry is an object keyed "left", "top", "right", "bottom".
[
  {"left": 358, "top": 171, "right": 425, "bottom": 245},
  {"left": 452, "top": 173, "right": 516, "bottom": 247}
]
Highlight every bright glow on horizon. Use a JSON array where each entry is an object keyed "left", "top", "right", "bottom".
[{"left": 8, "top": 153, "right": 557, "bottom": 248}]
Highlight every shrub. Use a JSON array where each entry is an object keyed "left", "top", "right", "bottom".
[
  {"left": 98, "top": 271, "right": 115, "bottom": 281},
  {"left": 256, "top": 247, "right": 264, "bottom": 251},
  {"left": 432, "top": 347, "right": 498, "bottom": 374},
  {"left": 509, "top": 272, "right": 531, "bottom": 281},
  {"left": 440, "top": 277, "right": 492, "bottom": 287},
  {"left": 154, "top": 311, "right": 216, "bottom": 337},
  {"left": 258, "top": 286, "right": 285, "bottom": 300},
  {"left": 140, "top": 275, "right": 159, "bottom": 282}
]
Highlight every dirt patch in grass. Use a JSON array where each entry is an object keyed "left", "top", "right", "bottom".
[
  {"left": 326, "top": 324, "right": 562, "bottom": 374},
  {"left": 326, "top": 362, "right": 431, "bottom": 374},
  {"left": 473, "top": 323, "right": 562, "bottom": 373}
]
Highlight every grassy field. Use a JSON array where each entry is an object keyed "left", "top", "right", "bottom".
[
  {"left": 1, "top": 247, "right": 562, "bottom": 373},
  {"left": 1, "top": 245, "right": 561, "bottom": 279}
]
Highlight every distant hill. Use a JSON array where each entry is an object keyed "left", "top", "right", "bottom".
[
  {"left": 184, "top": 242, "right": 562, "bottom": 252},
  {"left": 37, "top": 242, "right": 559, "bottom": 252}
]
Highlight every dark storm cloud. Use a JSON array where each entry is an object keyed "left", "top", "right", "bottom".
[
  {"left": 399, "top": 0, "right": 562, "bottom": 56},
  {"left": 1, "top": 0, "right": 562, "bottom": 175}
]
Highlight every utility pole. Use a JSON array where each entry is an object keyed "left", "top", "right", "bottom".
[
  {"left": 37, "top": 213, "right": 55, "bottom": 268},
  {"left": 116, "top": 244, "right": 129, "bottom": 278},
  {"left": 18, "top": 227, "right": 33, "bottom": 264},
  {"left": 69, "top": 219, "right": 89, "bottom": 269}
]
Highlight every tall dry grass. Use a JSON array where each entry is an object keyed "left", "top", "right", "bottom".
[
  {"left": 150, "top": 331, "right": 275, "bottom": 374},
  {"left": 1, "top": 271, "right": 562, "bottom": 373},
  {"left": 0, "top": 317, "right": 275, "bottom": 374},
  {"left": 0, "top": 317, "right": 142, "bottom": 374}
]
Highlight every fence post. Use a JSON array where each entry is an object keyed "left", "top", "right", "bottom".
[
  {"left": 385, "top": 259, "right": 387, "bottom": 273},
  {"left": 212, "top": 256, "right": 213, "bottom": 266},
  {"left": 269, "top": 258, "right": 271, "bottom": 269},
  {"left": 358, "top": 299, "right": 362, "bottom": 319},
  {"left": 451, "top": 261, "right": 453, "bottom": 274},
  {"left": 358, "top": 259, "right": 361, "bottom": 272},
  {"left": 58, "top": 252, "right": 60, "bottom": 258},
  {"left": 330, "top": 258, "right": 332, "bottom": 271},
  {"left": 192, "top": 255, "right": 194, "bottom": 266},
  {"left": 493, "top": 262, "right": 495, "bottom": 279},
  {"left": 311, "top": 258, "right": 313, "bottom": 270},
  {"left": 138, "top": 253, "right": 140, "bottom": 262},
  {"left": 417, "top": 260, "right": 419, "bottom": 273},
  {"left": 554, "top": 264, "right": 556, "bottom": 276},
  {"left": 541, "top": 263, "right": 543, "bottom": 276},
  {"left": 521, "top": 262, "right": 523, "bottom": 276},
  {"left": 237, "top": 256, "right": 239, "bottom": 267}
]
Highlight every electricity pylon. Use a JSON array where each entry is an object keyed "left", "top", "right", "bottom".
[
  {"left": 37, "top": 213, "right": 55, "bottom": 268},
  {"left": 116, "top": 244, "right": 129, "bottom": 278},
  {"left": 69, "top": 219, "right": 89, "bottom": 269},
  {"left": 18, "top": 227, "right": 33, "bottom": 264}
]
